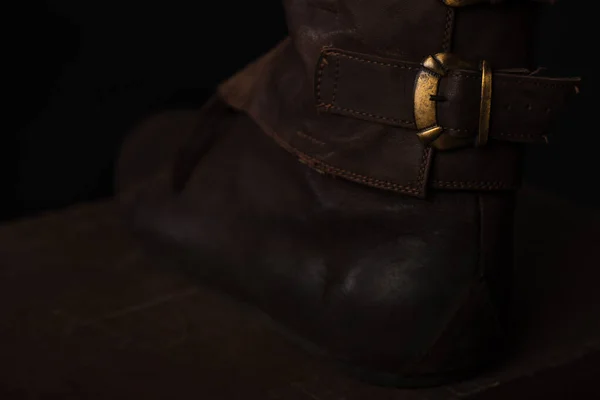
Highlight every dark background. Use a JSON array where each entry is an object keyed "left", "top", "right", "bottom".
[{"left": 3, "top": 1, "right": 595, "bottom": 222}]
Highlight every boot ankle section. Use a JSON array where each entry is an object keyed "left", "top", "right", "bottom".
[{"left": 220, "top": 1, "right": 579, "bottom": 198}]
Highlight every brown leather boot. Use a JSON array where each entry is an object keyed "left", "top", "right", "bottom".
[{"left": 117, "top": 0, "right": 579, "bottom": 387}]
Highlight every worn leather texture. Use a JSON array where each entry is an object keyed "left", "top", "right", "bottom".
[
  {"left": 124, "top": 99, "right": 506, "bottom": 376},
  {"left": 117, "top": 0, "right": 579, "bottom": 383}
]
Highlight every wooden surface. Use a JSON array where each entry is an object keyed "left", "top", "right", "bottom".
[{"left": 1, "top": 188, "right": 599, "bottom": 399}]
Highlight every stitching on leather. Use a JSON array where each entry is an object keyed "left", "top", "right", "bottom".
[
  {"left": 434, "top": 181, "right": 506, "bottom": 186},
  {"left": 433, "top": 181, "right": 512, "bottom": 189},
  {"left": 296, "top": 130, "right": 326, "bottom": 146},
  {"left": 417, "top": 146, "right": 431, "bottom": 188},
  {"left": 309, "top": 52, "right": 423, "bottom": 194},
  {"left": 317, "top": 103, "right": 414, "bottom": 125},
  {"left": 316, "top": 51, "right": 416, "bottom": 126},
  {"left": 332, "top": 57, "right": 340, "bottom": 105},
  {"left": 305, "top": 159, "right": 421, "bottom": 194},
  {"left": 232, "top": 99, "right": 512, "bottom": 193},
  {"left": 296, "top": 153, "right": 420, "bottom": 194},
  {"left": 324, "top": 51, "right": 420, "bottom": 71},
  {"left": 442, "top": 7, "right": 454, "bottom": 52},
  {"left": 259, "top": 119, "right": 421, "bottom": 195},
  {"left": 444, "top": 127, "right": 545, "bottom": 141},
  {"left": 451, "top": 72, "right": 575, "bottom": 89},
  {"left": 448, "top": 72, "right": 480, "bottom": 80},
  {"left": 444, "top": 127, "right": 471, "bottom": 133},
  {"left": 316, "top": 57, "right": 328, "bottom": 103}
]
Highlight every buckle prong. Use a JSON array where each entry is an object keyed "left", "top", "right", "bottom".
[{"left": 430, "top": 95, "right": 447, "bottom": 102}]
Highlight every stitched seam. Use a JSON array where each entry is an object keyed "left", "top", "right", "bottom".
[
  {"left": 332, "top": 57, "right": 340, "bottom": 105},
  {"left": 324, "top": 51, "right": 420, "bottom": 70},
  {"left": 449, "top": 72, "right": 482, "bottom": 80},
  {"left": 433, "top": 181, "right": 512, "bottom": 189},
  {"left": 442, "top": 7, "right": 454, "bottom": 52},
  {"left": 232, "top": 99, "right": 510, "bottom": 193},
  {"left": 317, "top": 103, "right": 414, "bottom": 126},
  {"left": 444, "top": 127, "right": 544, "bottom": 140},
  {"left": 306, "top": 160, "right": 421, "bottom": 194},
  {"left": 296, "top": 131, "right": 326, "bottom": 146},
  {"left": 310, "top": 52, "right": 421, "bottom": 194},
  {"left": 450, "top": 72, "right": 576, "bottom": 89},
  {"left": 316, "top": 56, "right": 327, "bottom": 103},
  {"left": 444, "top": 127, "right": 471, "bottom": 133},
  {"left": 262, "top": 122, "right": 421, "bottom": 195},
  {"left": 323, "top": 53, "right": 573, "bottom": 89},
  {"left": 317, "top": 51, "right": 416, "bottom": 126},
  {"left": 434, "top": 181, "right": 507, "bottom": 185},
  {"left": 417, "top": 146, "right": 431, "bottom": 189}
]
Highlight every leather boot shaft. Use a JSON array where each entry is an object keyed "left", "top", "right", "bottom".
[{"left": 284, "top": 0, "right": 548, "bottom": 80}]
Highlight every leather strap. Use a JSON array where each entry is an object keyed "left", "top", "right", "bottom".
[
  {"left": 443, "top": 0, "right": 560, "bottom": 4},
  {"left": 220, "top": 39, "right": 579, "bottom": 197},
  {"left": 315, "top": 48, "right": 579, "bottom": 146}
]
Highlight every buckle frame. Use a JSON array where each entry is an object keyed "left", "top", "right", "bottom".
[{"left": 414, "top": 53, "right": 492, "bottom": 150}]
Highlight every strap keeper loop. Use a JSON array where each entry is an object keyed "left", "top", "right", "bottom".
[{"left": 477, "top": 60, "right": 492, "bottom": 147}]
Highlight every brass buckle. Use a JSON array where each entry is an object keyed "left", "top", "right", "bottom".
[{"left": 414, "top": 53, "right": 492, "bottom": 150}]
